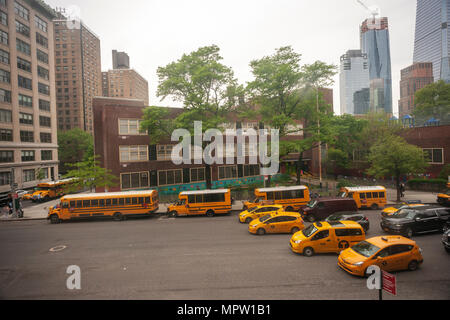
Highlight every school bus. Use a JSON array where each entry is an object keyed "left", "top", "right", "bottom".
[
  {"left": 243, "top": 186, "right": 310, "bottom": 212},
  {"left": 167, "top": 189, "right": 232, "bottom": 217},
  {"left": 47, "top": 190, "right": 159, "bottom": 224},
  {"left": 338, "top": 186, "right": 387, "bottom": 210},
  {"left": 31, "top": 178, "right": 75, "bottom": 203}
]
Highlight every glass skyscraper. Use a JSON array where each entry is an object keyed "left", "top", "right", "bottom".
[
  {"left": 360, "top": 17, "right": 393, "bottom": 114},
  {"left": 413, "top": 0, "right": 450, "bottom": 83}
]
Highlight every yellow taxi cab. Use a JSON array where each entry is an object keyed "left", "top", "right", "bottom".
[
  {"left": 290, "top": 221, "right": 365, "bottom": 257},
  {"left": 21, "top": 191, "right": 33, "bottom": 200},
  {"left": 381, "top": 203, "right": 426, "bottom": 217},
  {"left": 437, "top": 190, "right": 449, "bottom": 207},
  {"left": 248, "top": 212, "right": 304, "bottom": 235},
  {"left": 239, "top": 204, "right": 284, "bottom": 224},
  {"left": 338, "top": 236, "right": 424, "bottom": 277}
]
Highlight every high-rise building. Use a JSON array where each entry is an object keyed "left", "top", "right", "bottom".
[
  {"left": 413, "top": 0, "right": 450, "bottom": 83},
  {"left": 339, "top": 49, "right": 370, "bottom": 115},
  {"left": 0, "top": 0, "right": 59, "bottom": 195},
  {"left": 112, "top": 49, "right": 129, "bottom": 69},
  {"left": 398, "top": 63, "right": 434, "bottom": 118},
  {"left": 101, "top": 69, "right": 149, "bottom": 106},
  {"left": 53, "top": 10, "right": 102, "bottom": 134},
  {"left": 360, "top": 17, "right": 393, "bottom": 114}
]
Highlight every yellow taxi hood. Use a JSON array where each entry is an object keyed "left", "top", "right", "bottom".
[
  {"left": 382, "top": 207, "right": 398, "bottom": 214},
  {"left": 239, "top": 209, "right": 251, "bottom": 216},
  {"left": 340, "top": 247, "right": 367, "bottom": 264},
  {"left": 291, "top": 231, "right": 307, "bottom": 242}
]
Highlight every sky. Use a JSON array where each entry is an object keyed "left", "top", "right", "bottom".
[{"left": 45, "top": 0, "right": 417, "bottom": 116}]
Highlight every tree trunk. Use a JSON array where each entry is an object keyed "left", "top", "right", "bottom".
[
  {"left": 296, "top": 152, "right": 303, "bottom": 186},
  {"left": 205, "top": 163, "right": 212, "bottom": 189},
  {"left": 396, "top": 173, "right": 401, "bottom": 202}
]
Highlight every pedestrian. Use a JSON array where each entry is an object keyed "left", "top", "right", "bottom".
[{"left": 400, "top": 183, "right": 405, "bottom": 198}]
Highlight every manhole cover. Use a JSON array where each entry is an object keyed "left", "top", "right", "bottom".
[{"left": 49, "top": 245, "right": 67, "bottom": 252}]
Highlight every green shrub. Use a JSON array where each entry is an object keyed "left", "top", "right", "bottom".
[
  {"left": 336, "top": 179, "right": 357, "bottom": 189},
  {"left": 407, "top": 179, "right": 447, "bottom": 191}
]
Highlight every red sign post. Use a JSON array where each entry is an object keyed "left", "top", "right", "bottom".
[{"left": 382, "top": 271, "right": 397, "bottom": 297}]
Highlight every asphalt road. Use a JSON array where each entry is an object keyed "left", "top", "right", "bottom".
[{"left": 0, "top": 210, "right": 449, "bottom": 300}]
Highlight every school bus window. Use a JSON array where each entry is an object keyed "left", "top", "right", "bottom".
[
  {"left": 106, "top": 199, "right": 112, "bottom": 206},
  {"left": 188, "top": 195, "right": 195, "bottom": 203},
  {"left": 125, "top": 198, "right": 131, "bottom": 205},
  {"left": 372, "top": 192, "right": 378, "bottom": 198},
  {"left": 83, "top": 200, "right": 90, "bottom": 207},
  {"left": 205, "top": 193, "right": 225, "bottom": 202},
  {"left": 99, "top": 199, "right": 105, "bottom": 207},
  {"left": 379, "top": 192, "right": 385, "bottom": 198},
  {"left": 131, "top": 198, "right": 137, "bottom": 205},
  {"left": 360, "top": 193, "right": 366, "bottom": 199},
  {"left": 62, "top": 202, "right": 69, "bottom": 208},
  {"left": 348, "top": 192, "right": 354, "bottom": 198},
  {"left": 76, "top": 200, "right": 82, "bottom": 208},
  {"left": 91, "top": 199, "right": 98, "bottom": 206},
  {"left": 366, "top": 193, "right": 372, "bottom": 199},
  {"left": 145, "top": 197, "right": 150, "bottom": 203},
  {"left": 70, "top": 201, "right": 75, "bottom": 208},
  {"left": 195, "top": 194, "right": 202, "bottom": 203},
  {"left": 118, "top": 198, "right": 124, "bottom": 206}
]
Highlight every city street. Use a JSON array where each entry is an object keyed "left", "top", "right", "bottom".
[{"left": 0, "top": 208, "right": 449, "bottom": 300}]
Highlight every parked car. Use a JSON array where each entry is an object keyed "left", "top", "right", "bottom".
[
  {"left": 443, "top": 227, "right": 450, "bottom": 254},
  {"left": 325, "top": 211, "right": 370, "bottom": 232},
  {"left": 381, "top": 203, "right": 426, "bottom": 217},
  {"left": 238, "top": 204, "right": 284, "bottom": 224},
  {"left": 380, "top": 205, "right": 450, "bottom": 238},
  {"left": 300, "top": 198, "right": 358, "bottom": 223},
  {"left": 248, "top": 212, "right": 305, "bottom": 235},
  {"left": 437, "top": 190, "right": 449, "bottom": 207}
]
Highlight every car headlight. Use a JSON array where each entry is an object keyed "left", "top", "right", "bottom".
[
  {"left": 294, "top": 240, "right": 302, "bottom": 244},
  {"left": 250, "top": 224, "right": 258, "bottom": 228},
  {"left": 395, "top": 224, "right": 402, "bottom": 227},
  {"left": 353, "top": 262, "right": 364, "bottom": 266}
]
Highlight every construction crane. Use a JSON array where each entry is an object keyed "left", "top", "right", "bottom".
[{"left": 357, "top": 0, "right": 380, "bottom": 19}]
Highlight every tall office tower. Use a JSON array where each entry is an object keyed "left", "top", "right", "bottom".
[
  {"left": 53, "top": 10, "right": 102, "bottom": 134},
  {"left": 360, "top": 17, "right": 393, "bottom": 114},
  {"left": 413, "top": 0, "right": 450, "bottom": 83},
  {"left": 101, "top": 68, "right": 149, "bottom": 105},
  {"left": 339, "top": 49, "right": 370, "bottom": 115},
  {"left": 398, "top": 63, "right": 434, "bottom": 118},
  {"left": 112, "top": 49, "right": 129, "bottom": 69},
  {"left": 0, "top": 0, "right": 59, "bottom": 194}
]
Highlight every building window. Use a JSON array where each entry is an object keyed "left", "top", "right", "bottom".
[
  {"left": 190, "top": 167, "right": 205, "bottom": 182},
  {"left": 38, "top": 82, "right": 49, "bottom": 95},
  {"left": 17, "top": 56, "right": 31, "bottom": 72},
  {"left": 41, "top": 150, "right": 52, "bottom": 161},
  {"left": 37, "top": 66, "right": 49, "bottom": 80},
  {"left": 18, "top": 94, "right": 32, "bottom": 107},
  {"left": 39, "top": 115, "right": 50, "bottom": 127},
  {"left": 0, "top": 10, "right": 7, "bottom": 26},
  {"left": 23, "top": 169, "right": 35, "bottom": 182},
  {"left": 34, "top": 15, "right": 47, "bottom": 32},
  {"left": 0, "top": 171, "right": 12, "bottom": 185},
  {"left": 36, "top": 49, "right": 48, "bottom": 64},
  {"left": 14, "top": 1, "right": 29, "bottom": 21},
  {"left": 0, "top": 128, "right": 12, "bottom": 141},
  {"left": 20, "top": 130, "right": 33, "bottom": 142},
  {"left": 218, "top": 165, "right": 238, "bottom": 180},
  {"left": 120, "top": 172, "right": 149, "bottom": 190},
  {"left": 36, "top": 32, "right": 48, "bottom": 47},
  {"left": 118, "top": 119, "right": 145, "bottom": 135},
  {"left": 0, "top": 150, "right": 13, "bottom": 163},
  {"left": 244, "top": 164, "right": 260, "bottom": 177},
  {"left": 21, "top": 150, "right": 35, "bottom": 162},
  {"left": 0, "top": 88, "right": 11, "bottom": 103},
  {"left": 158, "top": 169, "right": 182, "bottom": 186},
  {"left": 0, "top": 108, "right": 11, "bottom": 122},
  {"left": 423, "top": 148, "right": 444, "bottom": 164},
  {"left": 39, "top": 99, "right": 50, "bottom": 111},
  {"left": 15, "top": 20, "right": 30, "bottom": 37},
  {"left": 0, "top": 29, "right": 8, "bottom": 45},
  {"left": 19, "top": 112, "right": 32, "bottom": 124},
  {"left": 157, "top": 145, "right": 173, "bottom": 161},
  {"left": 16, "top": 38, "right": 30, "bottom": 55},
  {"left": 0, "top": 49, "right": 9, "bottom": 64},
  {"left": 0, "top": 68, "right": 9, "bottom": 83},
  {"left": 18, "top": 75, "right": 32, "bottom": 89},
  {"left": 40, "top": 132, "right": 51, "bottom": 143},
  {"left": 119, "top": 146, "right": 148, "bottom": 162}
]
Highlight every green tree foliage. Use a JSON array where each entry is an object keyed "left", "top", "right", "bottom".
[
  {"left": 414, "top": 80, "right": 450, "bottom": 121},
  {"left": 58, "top": 128, "right": 94, "bottom": 174},
  {"left": 326, "top": 148, "right": 350, "bottom": 180},
  {"left": 367, "top": 135, "right": 427, "bottom": 201},
  {"left": 140, "top": 106, "right": 175, "bottom": 143},
  {"left": 64, "top": 156, "right": 118, "bottom": 193}
]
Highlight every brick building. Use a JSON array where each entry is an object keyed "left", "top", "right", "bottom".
[
  {"left": 0, "top": 0, "right": 58, "bottom": 196},
  {"left": 101, "top": 68, "right": 149, "bottom": 106},
  {"left": 398, "top": 63, "right": 434, "bottom": 118}
]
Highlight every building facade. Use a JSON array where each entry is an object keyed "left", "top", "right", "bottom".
[
  {"left": 360, "top": 17, "right": 393, "bottom": 114},
  {"left": 339, "top": 49, "right": 369, "bottom": 115},
  {"left": 0, "top": 0, "right": 58, "bottom": 196},
  {"left": 112, "top": 49, "right": 129, "bottom": 69},
  {"left": 398, "top": 62, "right": 434, "bottom": 118},
  {"left": 413, "top": 0, "right": 450, "bottom": 83},
  {"left": 53, "top": 11, "right": 102, "bottom": 134},
  {"left": 101, "top": 68, "right": 149, "bottom": 106}
]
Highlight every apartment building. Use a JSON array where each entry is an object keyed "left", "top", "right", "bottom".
[{"left": 102, "top": 68, "right": 149, "bottom": 106}]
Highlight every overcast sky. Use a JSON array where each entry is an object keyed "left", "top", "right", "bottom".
[{"left": 45, "top": 0, "right": 416, "bottom": 116}]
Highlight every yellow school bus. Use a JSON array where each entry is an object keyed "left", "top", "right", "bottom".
[
  {"left": 243, "top": 186, "right": 310, "bottom": 212},
  {"left": 338, "top": 186, "right": 387, "bottom": 210},
  {"left": 167, "top": 189, "right": 232, "bottom": 217},
  {"left": 31, "top": 178, "right": 75, "bottom": 203},
  {"left": 47, "top": 190, "right": 159, "bottom": 224}
]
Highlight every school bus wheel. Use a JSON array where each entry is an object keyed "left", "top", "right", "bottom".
[
  {"left": 371, "top": 203, "right": 379, "bottom": 210},
  {"left": 169, "top": 211, "right": 178, "bottom": 218},
  {"left": 50, "top": 214, "right": 60, "bottom": 224},
  {"left": 206, "top": 210, "right": 215, "bottom": 217},
  {"left": 113, "top": 212, "right": 123, "bottom": 221}
]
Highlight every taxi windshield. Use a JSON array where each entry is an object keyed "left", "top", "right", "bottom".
[
  {"left": 248, "top": 207, "right": 258, "bottom": 213},
  {"left": 259, "top": 214, "right": 272, "bottom": 223},
  {"left": 351, "top": 241, "right": 380, "bottom": 258},
  {"left": 302, "top": 224, "right": 318, "bottom": 237}
]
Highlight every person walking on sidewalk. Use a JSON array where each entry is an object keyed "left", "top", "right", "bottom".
[{"left": 400, "top": 183, "right": 406, "bottom": 198}]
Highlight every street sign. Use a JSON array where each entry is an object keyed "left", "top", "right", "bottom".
[{"left": 382, "top": 270, "right": 397, "bottom": 296}]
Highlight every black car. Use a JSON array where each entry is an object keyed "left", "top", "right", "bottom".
[
  {"left": 324, "top": 211, "right": 370, "bottom": 232},
  {"left": 380, "top": 205, "right": 450, "bottom": 238},
  {"left": 443, "top": 230, "right": 450, "bottom": 254}
]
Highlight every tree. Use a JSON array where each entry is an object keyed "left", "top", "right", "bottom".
[
  {"left": 63, "top": 155, "right": 118, "bottom": 193},
  {"left": 58, "top": 128, "right": 94, "bottom": 174},
  {"left": 367, "top": 135, "right": 427, "bottom": 202},
  {"left": 140, "top": 106, "right": 176, "bottom": 143},
  {"left": 326, "top": 148, "right": 350, "bottom": 180},
  {"left": 150, "top": 45, "right": 239, "bottom": 188},
  {"left": 414, "top": 80, "right": 450, "bottom": 121},
  {"left": 301, "top": 61, "right": 338, "bottom": 183}
]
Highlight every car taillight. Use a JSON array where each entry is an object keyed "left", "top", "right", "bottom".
[{"left": 365, "top": 217, "right": 369, "bottom": 221}]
